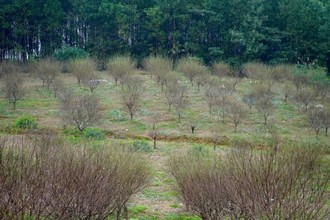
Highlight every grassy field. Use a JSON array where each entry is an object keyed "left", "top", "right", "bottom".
[{"left": 0, "top": 65, "right": 329, "bottom": 219}]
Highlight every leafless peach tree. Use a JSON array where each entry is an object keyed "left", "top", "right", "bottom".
[
  {"left": 176, "top": 57, "right": 205, "bottom": 86},
  {"left": 215, "top": 83, "right": 233, "bottom": 123},
  {"left": 229, "top": 99, "right": 248, "bottom": 132},
  {"left": 306, "top": 105, "right": 326, "bottom": 138},
  {"left": 121, "top": 76, "right": 144, "bottom": 121},
  {"left": 169, "top": 144, "right": 329, "bottom": 220},
  {"left": 60, "top": 91, "right": 102, "bottom": 131},
  {"left": 172, "top": 84, "right": 189, "bottom": 122},
  {"left": 143, "top": 55, "right": 172, "bottom": 86},
  {"left": 107, "top": 55, "right": 135, "bottom": 86},
  {"left": 35, "top": 58, "right": 59, "bottom": 89},
  {"left": 163, "top": 74, "right": 180, "bottom": 111},
  {"left": 0, "top": 134, "right": 150, "bottom": 220},
  {"left": 294, "top": 88, "right": 314, "bottom": 111},
  {"left": 2, "top": 72, "right": 25, "bottom": 110}
]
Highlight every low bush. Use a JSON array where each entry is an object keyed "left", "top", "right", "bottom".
[
  {"left": 83, "top": 128, "right": 105, "bottom": 140},
  {"left": 132, "top": 140, "right": 153, "bottom": 153},
  {"left": 15, "top": 116, "right": 38, "bottom": 130}
]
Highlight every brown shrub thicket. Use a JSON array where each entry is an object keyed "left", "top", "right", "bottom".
[
  {"left": 107, "top": 55, "right": 135, "bottom": 86},
  {"left": 35, "top": 59, "right": 59, "bottom": 88},
  {"left": 0, "top": 134, "right": 150, "bottom": 220},
  {"left": 60, "top": 91, "right": 102, "bottom": 131},
  {"left": 169, "top": 145, "right": 330, "bottom": 220},
  {"left": 2, "top": 72, "right": 25, "bottom": 110}
]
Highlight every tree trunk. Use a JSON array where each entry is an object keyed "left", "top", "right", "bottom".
[{"left": 153, "top": 138, "right": 156, "bottom": 149}]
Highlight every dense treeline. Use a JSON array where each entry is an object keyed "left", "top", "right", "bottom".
[{"left": 1, "top": 0, "right": 330, "bottom": 69}]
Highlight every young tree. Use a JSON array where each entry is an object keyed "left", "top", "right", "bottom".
[
  {"left": 2, "top": 72, "right": 25, "bottom": 110},
  {"left": 143, "top": 55, "right": 172, "bottom": 84},
  {"left": 121, "top": 76, "right": 144, "bottom": 121},
  {"left": 215, "top": 83, "right": 233, "bottom": 123},
  {"left": 107, "top": 55, "right": 135, "bottom": 86},
  {"left": 256, "top": 96, "right": 275, "bottom": 125},
  {"left": 306, "top": 105, "right": 325, "bottom": 138},
  {"left": 70, "top": 58, "right": 95, "bottom": 86},
  {"left": 176, "top": 57, "right": 205, "bottom": 85},
  {"left": 229, "top": 100, "right": 248, "bottom": 132},
  {"left": 212, "top": 61, "right": 231, "bottom": 78},
  {"left": 294, "top": 88, "right": 314, "bottom": 111},
  {"left": 204, "top": 78, "right": 220, "bottom": 114},
  {"left": 172, "top": 84, "right": 189, "bottom": 122},
  {"left": 60, "top": 92, "right": 102, "bottom": 131},
  {"left": 163, "top": 73, "right": 180, "bottom": 111},
  {"left": 35, "top": 59, "right": 59, "bottom": 89}
]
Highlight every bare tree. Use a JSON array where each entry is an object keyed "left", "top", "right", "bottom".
[
  {"left": 51, "top": 79, "right": 64, "bottom": 98},
  {"left": 143, "top": 55, "right": 172, "bottom": 84},
  {"left": 282, "top": 83, "right": 293, "bottom": 102},
  {"left": 176, "top": 57, "right": 205, "bottom": 85},
  {"left": 107, "top": 55, "right": 135, "bottom": 86},
  {"left": 324, "top": 108, "right": 330, "bottom": 135},
  {"left": 306, "top": 105, "right": 325, "bottom": 138},
  {"left": 229, "top": 99, "right": 248, "bottom": 132},
  {"left": 242, "top": 92, "right": 257, "bottom": 111},
  {"left": 70, "top": 58, "right": 95, "bottom": 86},
  {"left": 256, "top": 96, "right": 275, "bottom": 125},
  {"left": 35, "top": 59, "right": 59, "bottom": 88},
  {"left": 215, "top": 83, "right": 233, "bottom": 123},
  {"left": 81, "top": 72, "right": 101, "bottom": 93},
  {"left": 163, "top": 73, "right": 180, "bottom": 111},
  {"left": 172, "top": 84, "right": 189, "bottom": 122},
  {"left": 121, "top": 76, "right": 144, "bottom": 121},
  {"left": 60, "top": 91, "right": 102, "bottom": 131},
  {"left": 212, "top": 61, "right": 231, "bottom": 78},
  {"left": 204, "top": 77, "right": 221, "bottom": 114},
  {"left": 294, "top": 88, "right": 314, "bottom": 111},
  {"left": 148, "top": 112, "right": 161, "bottom": 149},
  {"left": 292, "top": 73, "right": 308, "bottom": 90},
  {"left": 2, "top": 72, "right": 25, "bottom": 110}
]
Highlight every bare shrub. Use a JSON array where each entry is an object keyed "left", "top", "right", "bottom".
[
  {"left": 107, "top": 55, "right": 135, "bottom": 86},
  {"left": 212, "top": 61, "right": 231, "bottom": 78},
  {"left": 121, "top": 76, "right": 144, "bottom": 121},
  {"left": 169, "top": 145, "right": 329, "bottom": 220},
  {"left": 0, "top": 134, "right": 150, "bottom": 220},
  {"left": 2, "top": 72, "right": 25, "bottom": 110},
  {"left": 294, "top": 88, "right": 314, "bottom": 111},
  {"left": 229, "top": 99, "right": 248, "bottom": 132},
  {"left": 143, "top": 55, "right": 172, "bottom": 83},
  {"left": 60, "top": 91, "right": 102, "bottom": 131},
  {"left": 70, "top": 58, "right": 95, "bottom": 86},
  {"left": 35, "top": 59, "right": 59, "bottom": 88},
  {"left": 176, "top": 57, "right": 205, "bottom": 85},
  {"left": 242, "top": 92, "right": 257, "bottom": 111}
]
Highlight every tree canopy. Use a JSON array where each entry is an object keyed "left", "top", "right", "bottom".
[{"left": 1, "top": 0, "right": 330, "bottom": 70}]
